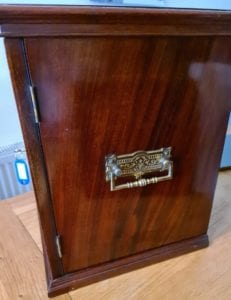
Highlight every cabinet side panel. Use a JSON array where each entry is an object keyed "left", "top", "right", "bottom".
[
  {"left": 4, "top": 38, "right": 63, "bottom": 279},
  {"left": 24, "top": 36, "right": 231, "bottom": 273}
]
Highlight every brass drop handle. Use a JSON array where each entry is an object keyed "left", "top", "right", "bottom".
[{"left": 105, "top": 148, "right": 173, "bottom": 191}]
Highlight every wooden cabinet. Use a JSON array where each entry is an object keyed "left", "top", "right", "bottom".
[{"left": 1, "top": 4, "right": 231, "bottom": 297}]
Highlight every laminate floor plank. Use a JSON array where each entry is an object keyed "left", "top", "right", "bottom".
[
  {"left": 8, "top": 191, "right": 36, "bottom": 215},
  {"left": 0, "top": 200, "right": 71, "bottom": 300},
  {"left": 8, "top": 192, "right": 42, "bottom": 251}
]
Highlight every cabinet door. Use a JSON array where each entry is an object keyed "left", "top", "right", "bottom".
[{"left": 24, "top": 37, "right": 230, "bottom": 273}]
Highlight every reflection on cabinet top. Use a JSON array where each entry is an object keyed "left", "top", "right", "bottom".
[{"left": 0, "top": 0, "right": 231, "bottom": 10}]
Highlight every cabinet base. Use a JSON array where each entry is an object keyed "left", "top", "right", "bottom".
[{"left": 46, "top": 234, "right": 208, "bottom": 297}]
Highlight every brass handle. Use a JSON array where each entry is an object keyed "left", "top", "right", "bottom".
[{"left": 105, "top": 147, "right": 173, "bottom": 191}]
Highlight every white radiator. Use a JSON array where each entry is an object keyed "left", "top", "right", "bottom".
[{"left": 0, "top": 142, "right": 32, "bottom": 200}]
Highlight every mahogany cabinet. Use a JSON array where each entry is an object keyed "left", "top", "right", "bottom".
[{"left": 1, "top": 4, "right": 231, "bottom": 297}]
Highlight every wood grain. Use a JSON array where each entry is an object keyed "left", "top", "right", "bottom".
[
  {"left": 4, "top": 38, "right": 63, "bottom": 278},
  {"left": 9, "top": 192, "right": 43, "bottom": 252},
  {"left": 48, "top": 235, "right": 208, "bottom": 296},
  {"left": 0, "top": 6, "right": 231, "bottom": 37},
  {"left": 0, "top": 200, "right": 68, "bottom": 300},
  {"left": 3, "top": 6, "right": 231, "bottom": 295},
  {"left": 24, "top": 36, "right": 231, "bottom": 276},
  {"left": 0, "top": 171, "right": 230, "bottom": 299}
]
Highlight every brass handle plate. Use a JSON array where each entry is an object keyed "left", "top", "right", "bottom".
[{"left": 105, "top": 147, "right": 173, "bottom": 191}]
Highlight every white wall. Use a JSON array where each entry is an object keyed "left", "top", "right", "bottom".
[{"left": 0, "top": 38, "right": 23, "bottom": 147}]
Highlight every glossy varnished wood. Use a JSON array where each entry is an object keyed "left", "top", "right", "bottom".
[
  {"left": 49, "top": 235, "right": 208, "bottom": 296},
  {"left": 2, "top": 5, "right": 231, "bottom": 297},
  {"left": 0, "top": 6, "right": 231, "bottom": 36},
  {"left": 24, "top": 36, "right": 231, "bottom": 276},
  {"left": 4, "top": 38, "right": 63, "bottom": 279}
]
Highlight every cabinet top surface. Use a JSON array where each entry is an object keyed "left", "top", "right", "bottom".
[
  {"left": 1, "top": 1, "right": 231, "bottom": 37},
  {"left": 1, "top": 0, "right": 231, "bottom": 10}
]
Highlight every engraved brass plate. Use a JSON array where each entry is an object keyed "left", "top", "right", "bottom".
[{"left": 105, "top": 147, "right": 173, "bottom": 191}]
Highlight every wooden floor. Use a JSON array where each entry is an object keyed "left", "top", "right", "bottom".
[{"left": 0, "top": 171, "right": 231, "bottom": 300}]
